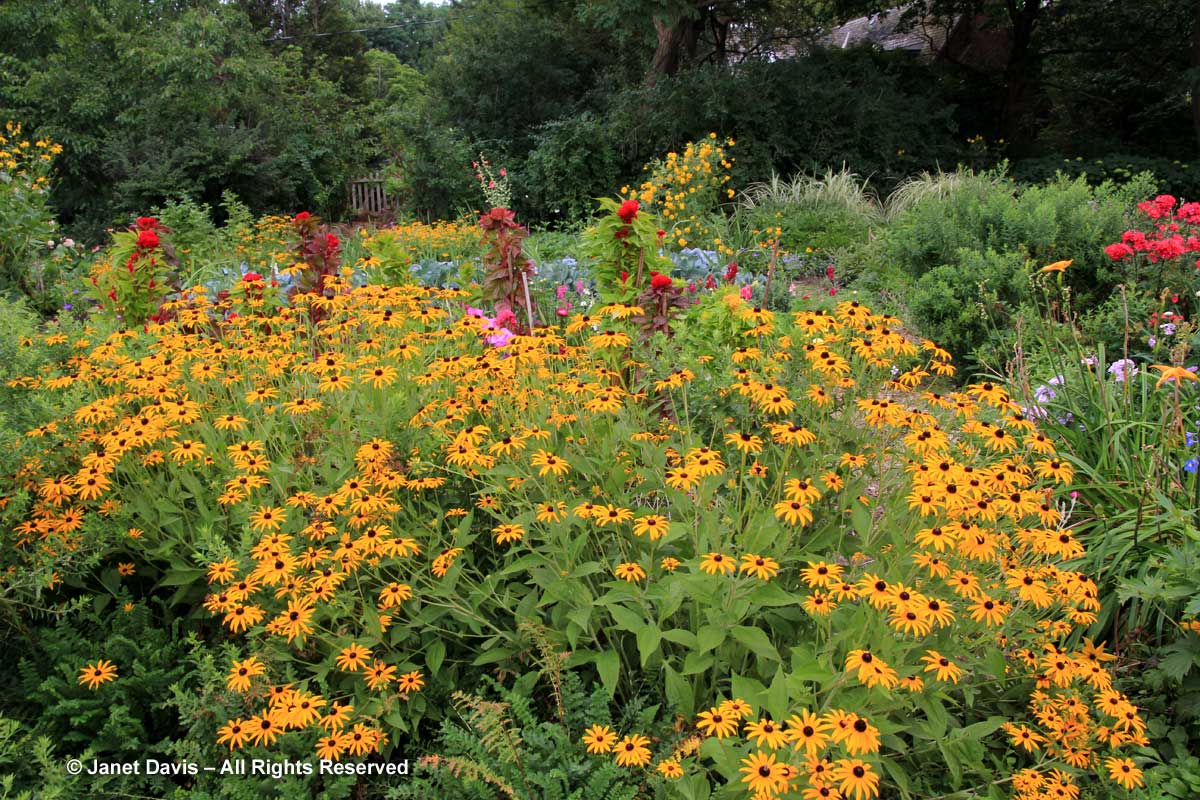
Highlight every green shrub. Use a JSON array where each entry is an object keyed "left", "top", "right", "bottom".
[
  {"left": 845, "top": 169, "right": 1157, "bottom": 367},
  {"left": 1013, "top": 153, "right": 1200, "bottom": 201},
  {"left": 738, "top": 169, "right": 881, "bottom": 255},
  {"left": 907, "top": 248, "right": 1030, "bottom": 369}
]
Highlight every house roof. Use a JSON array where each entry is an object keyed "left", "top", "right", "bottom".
[{"left": 820, "top": 7, "right": 953, "bottom": 56}]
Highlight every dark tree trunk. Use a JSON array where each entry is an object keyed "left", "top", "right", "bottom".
[
  {"left": 1000, "top": 0, "right": 1041, "bottom": 151},
  {"left": 648, "top": 15, "right": 702, "bottom": 85},
  {"left": 1192, "top": 0, "right": 1200, "bottom": 151}
]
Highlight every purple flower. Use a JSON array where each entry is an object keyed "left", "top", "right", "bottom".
[
  {"left": 1107, "top": 359, "right": 1138, "bottom": 382},
  {"left": 1186, "top": 458, "right": 1199, "bottom": 474}
]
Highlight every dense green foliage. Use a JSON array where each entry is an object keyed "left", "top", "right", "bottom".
[{"left": 3, "top": 0, "right": 1198, "bottom": 241}]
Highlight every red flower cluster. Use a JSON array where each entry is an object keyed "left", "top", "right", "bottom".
[
  {"left": 295, "top": 211, "right": 312, "bottom": 223},
  {"left": 136, "top": 229, "right": 160, "bottom": 250},
  {"left": 136, "top": 216, "right": 159, "bottom": 230},
  {"left": 617, "top": 199, "right": 639, "bottom": 224},
  {"left": 1105, "top": 194, "right": 1200, "bottom": 266},
  {"left": 649, "top": 271, "right": 672, "bottom": 290},
  {"left": 243, "top": 272, "right": 263, "bottom": 282}
]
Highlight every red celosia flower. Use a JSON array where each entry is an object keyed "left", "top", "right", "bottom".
[
  {"left": 295, "top": 211, "right": 312, "bottom": 223},
  {"left": 724, "top": 262, "right": 738, "bottom": 283},
  {"left": 617, "top": 200, "right": 639, "bottom": 223},
  {"left": 136, "top": 216, "right": 159, "bottom": 230},
  {"left": 650, "top": 272, "right": 672, "bottom": 290},
  {"left": 1105, "top": 243, "right": 1133, "bottom": 261},
  {"left": 136, "top": 230, "right": 159, "bottom": 250},
  {"left": 243, "top": 272, "right": 263, "bottom": 282}
]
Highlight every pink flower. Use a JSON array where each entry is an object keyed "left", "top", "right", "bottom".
[
  {"left": 495, "top": 307, "right": 517, "bottom": 328},
  {"left": 555, "top": 285, "right": 567, "bottom": 300},
  {"left": 486, "top": 328, "right": 514, "bottom": 348},
  {"left": 740, "top": 285, "right": 753, "bottom": 300},
  {"left": 499, "top": 168, "right": 506, "bottom": 177}
]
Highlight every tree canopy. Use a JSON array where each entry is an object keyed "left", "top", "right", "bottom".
[{"left": 0, "top": 0, "right": 1195, "bottom": 235}]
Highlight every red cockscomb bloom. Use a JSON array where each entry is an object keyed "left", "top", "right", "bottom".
[
  {"left": 136, "top": 230, "right": 159, "bottom": 250},
  {"left": 650, "top": 272, "right": 672, "bottom": 290},
  {"left": 617, "top": 199, "right": 639, "bottom": 223}
]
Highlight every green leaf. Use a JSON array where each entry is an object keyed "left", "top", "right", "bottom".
[
  {"left": 637, "top": 625, "right": 662, "bottom": 667},
  {"left": 607, "top": 604, "right": 644, "bottom": 633},
  {"left": 661, "top": 629, "right": 698, "bottom": 648},
  {"left": 730, "top": 673, "right": 767, "bottom": 706},
  {"left": 731, "top": 625, "right": 779, "bottom": 662},
  {"left": 766, "top": 666, "right": 788, "bottom": 720},
  {"left": 984, "top": 647, "right": 1007, "bottom": 680},
  {"left": 682, "top": 651, "right": 714, "bottom": 675},
  {"left": 1159, "top": 641, "right": 1200, "bottom": 681},
  {"left": 472, "top": 647, "right": 515, "bottom": 666},
  {"left": 697, "top": 624, "right": 725, "bottom": 653},
  {"left": 747, "top": 581, "right": 802, "bottom": 607},
  {"left": 597, "top": 649, "right": 620, "bottom": 698},
  {"left": 426, "top": 639, "right": 446, "bottom": 676},
  {"left": 664, "top": 663, "right": 694, "bottom": 719},
  {"left": 363, "top": 604, "right": 383, "bottom": 640},
  {"left": 157, "top": 568, "right": 207, "bottom": 587}
]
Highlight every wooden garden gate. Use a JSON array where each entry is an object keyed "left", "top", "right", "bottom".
[{"left": 349, "top": 172, "right": 389, "bottom": 215}]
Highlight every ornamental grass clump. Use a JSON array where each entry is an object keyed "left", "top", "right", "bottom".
[{"left": 5, "top": 257, "right": 1148, "bottom": 797}]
